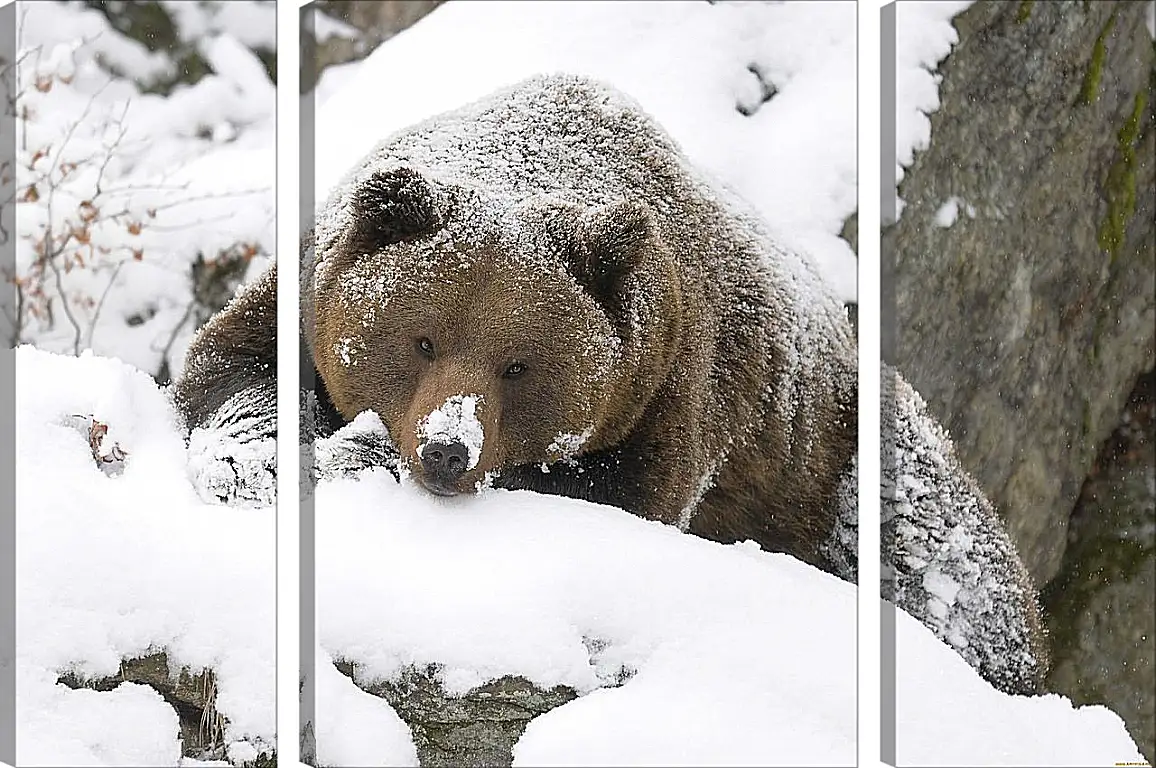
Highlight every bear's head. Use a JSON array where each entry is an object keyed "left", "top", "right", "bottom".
[{"left": 311, "top": 165, "right": 682, "bottom": 496}]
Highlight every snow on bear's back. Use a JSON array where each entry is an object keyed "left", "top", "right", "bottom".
[
  {"left": 357, "top": 74, "right": 690, "bottom": 209},
  {"left": 313, "top": 74, "right": 850, "bottom": 337}
]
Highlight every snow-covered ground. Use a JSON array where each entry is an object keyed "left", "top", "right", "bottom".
[
  {"left": 896, "top": 608, "right": 1146, "bottom": 766},
  {"left": 313, "top": 467, "right": 1142, "bottom": 766},
  {"left": 315, "top": 470, "right": 857, "bottom": 767},
  {"left": 13, "top": 343, "right": 1140, "bottom": 765},
  {"left": 312, "top": 0, "right": 859, "bottom": 303},
  {"left": 12, "top": 0, "right": 275, "bottom": 378},
  {"left": 14, "top": 347, "right": 275, "bottom": 765}
]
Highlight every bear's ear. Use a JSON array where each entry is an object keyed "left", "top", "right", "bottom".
[
  {"left": 571, "top": 200, "right": 655, "bottom": 297},
  {"left": 345, "top": 166, "right": 444, "bottom": 255}
]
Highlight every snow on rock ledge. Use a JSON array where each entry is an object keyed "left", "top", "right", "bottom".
[
  {"left": 318, "top": 463, "right": 1145, "bottom": 766},
  {"left": 14, "top": 347, "right": 275, "bottom": 765}
]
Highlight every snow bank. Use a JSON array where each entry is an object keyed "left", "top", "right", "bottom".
[
  {"left": 312, "top": 0, "right": 858, "bottom": 302},
  {"left": 15, "top": 347, "right": 275, "bottom": 764},
  {"left": 892, "top": 1, "right": 972, "bottom": 220},
  {"left": 896, "top": 608, "right": 1145, "bottom": 766},
  {"left": 313, "top": 647, "right": 417, "bottom": 768},
  {"left": 316, "top": 466, "right": 1142, "bottom": 765},
  {"left": 316, "top": 471, "right": 857, "bottom": 766}
]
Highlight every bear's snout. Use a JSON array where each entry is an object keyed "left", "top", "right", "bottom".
[{"left": 418, "top": 440, "right": 469, "bottom": 495}]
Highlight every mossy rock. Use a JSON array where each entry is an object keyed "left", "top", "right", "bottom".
[{"left": 334, "top": 660, "right": 579, "bottom": 767}]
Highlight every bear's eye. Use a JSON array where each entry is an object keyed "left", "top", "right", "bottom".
[
  {"left": 417, "top": 337, "right": 435, "bottom": 359},
  {"left": 503, "top": 362, "right": 527, "bottom": 379}
]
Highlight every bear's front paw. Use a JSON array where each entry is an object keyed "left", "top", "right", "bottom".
[
  {"left": 313, "top": 411, "right": 401, "bottom": 483},
  {"left": 187, "top": 426, "right": 277, "bottom": 507}
]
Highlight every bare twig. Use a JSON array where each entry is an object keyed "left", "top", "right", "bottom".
[
  {"left": 46, "top": 80, "right": 113, "bottom": 184},
  {"left": 44, "top": 239, "right": 84, "bottom": 355},
  {"left": 155, "top": 294, "right": 198, "bottom": 376},
  {"left": 0, "top": 275, "right": 25, "bottom": 347},
  {"left": 86, "top": 259, "right": 125, "bottom": 348},
  {"left": 92, "top": 99, "right": 130, "bottom": 198}
]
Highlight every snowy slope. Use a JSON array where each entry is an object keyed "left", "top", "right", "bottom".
[
  {"left": 314, "top": 468, "right": 1142, "bottom": 766},
  {"left": 311, "top": 0, "right": 858, "bottom": 302},
  {"left": 896, "top": 607, "right": 1145, "bottom": 767},
  {"left": 14, "top": 347, "right": 275, "bottom": 765}
]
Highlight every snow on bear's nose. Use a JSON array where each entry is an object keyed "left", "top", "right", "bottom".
[{"left": 416, "top": 394, "right": 485, "bottom": 472}]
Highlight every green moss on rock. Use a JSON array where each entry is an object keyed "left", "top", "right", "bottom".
[
  {"left": 1097, "top": 90, "right": 1147, "bottom": 259},
  {"left": 1078, "top": 12, "right": 1116, "bottom": 106}
]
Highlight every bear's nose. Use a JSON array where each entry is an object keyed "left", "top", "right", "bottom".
[{"left": 420, "top": 441, "right": 469, "bottom": 482}]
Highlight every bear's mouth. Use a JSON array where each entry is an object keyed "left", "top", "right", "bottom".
[{"left": 415, "top": 472, "right": 465, "bottom": 497}]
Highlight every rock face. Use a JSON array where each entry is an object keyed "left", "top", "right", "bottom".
[
  {"left": 335, "top": 663, "right": 578, "bottom": 767},
  {"left": 887, "top": 0, "right": 1155, "bottom": 587},
  {"left": 1044, "top": 369, "right": 1155, "bottom": 764}
]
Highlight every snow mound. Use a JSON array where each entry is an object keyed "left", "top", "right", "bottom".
[
  {"left": 313, "top": 647, "right": 417, "bottom": 768},
  {"left": 317, "top": 466, "right": 1143, "bottom": 764},
  {"left": 896, "top": 608, "right": 1145, "bottom": 766},
  {"left": 15, "top": 347, "right": 275, "bottom": 765},
  {"left": 317, "top": 471, "right": 857, "bottom": 766},
  {"left": 312, "top": 0, "right": 857, "bottom": 302}
]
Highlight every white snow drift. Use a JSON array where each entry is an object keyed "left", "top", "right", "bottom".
[
  {"left": 314, "top": 465, "right": 1143, "bottom": 766},
  {"left": 15, "top": 347, "right": 275, "bottom": 765}
]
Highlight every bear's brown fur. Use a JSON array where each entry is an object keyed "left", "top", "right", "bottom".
[
  {"left": 301, "top": 74, "right": 858, "bottom": 573},
  {"left": 174, "top": 264, "right": 277, "bottom": 433}
]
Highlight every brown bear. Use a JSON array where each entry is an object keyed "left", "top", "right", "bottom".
[
  {"left": 174, "top": 74, "right": 1046, "bottom": 694},
  {"left": 300, "top": 74, "right": 859, "bottom": 574}
]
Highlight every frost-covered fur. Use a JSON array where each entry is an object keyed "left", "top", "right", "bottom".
[
  {"left": 173, "top": 266, "right": 277, "bottom": 506},
  {"left": 303, "top": 74, "right": 858, "bottom": 573},
  {"left": 883, "top": 364, "right": 1048, "bottom": 695}
]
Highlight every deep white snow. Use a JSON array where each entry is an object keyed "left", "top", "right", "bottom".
[
  {"left": 314, "top": 463, "right": 1143, "bottom": 766},
  {"left": 14, "top": 347, "right": 275, "bottom": 765},
  {"left": 316, "top": 470, "right": 858, "bottom": 767},
  {"left": 895, "top": 607, "right": 1145, "bottom": 767}
]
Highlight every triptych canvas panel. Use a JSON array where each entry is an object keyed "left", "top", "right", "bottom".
[{"left": 1, "top": 1, "right": 1152, "bottom": 766}]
